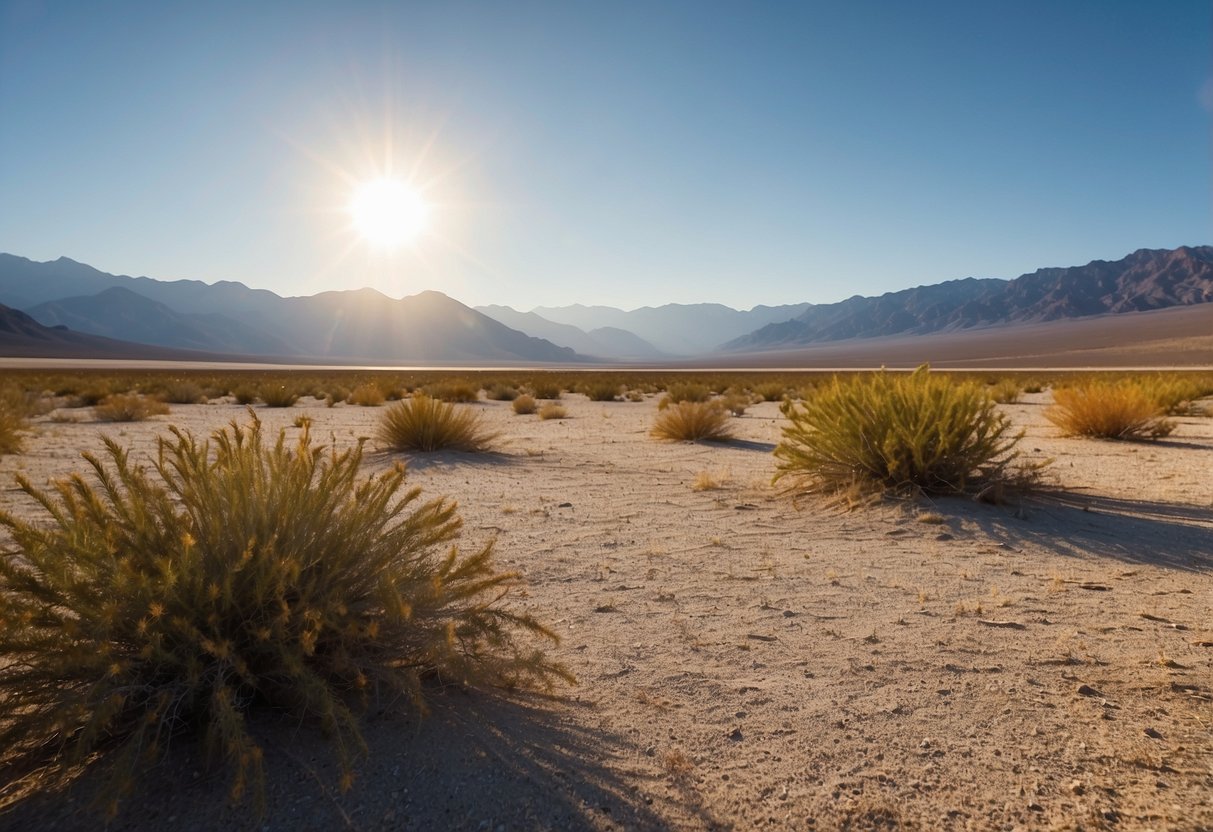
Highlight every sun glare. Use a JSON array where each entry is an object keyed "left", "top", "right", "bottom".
[{"left": 348, "top": 179, "right": 429, "bottom": 248}]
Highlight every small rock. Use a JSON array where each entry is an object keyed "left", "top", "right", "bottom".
[
  {"left": 558, "top": 501, "right": 573, "bottom": 508},
  {"left": 1027, "top": 801, "right": 1044, "bottom": 812},
  {"left": 1156, "top": 780, "right": 1169, "bottom": 790},
  {"left": 1077, "top": 684, "right": 1102, "bottom": 697},
  {"left": 1144, "top": 727, "right": 1163, "bottom": 739},
  {"left": 728, "top": 727, "right": 743, "bottom": 741},
  {"left": 1068, "top": 780, "right": 1085, "bottom": 795},
  {"left": 935, "top": 533, "right": 955, "bottom": 541}
]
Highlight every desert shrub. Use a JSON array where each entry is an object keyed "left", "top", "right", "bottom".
[
  {"left": 0, "top": 386, "right": 33, "bottom": 455},
  {"left": 989, "top": 379, "right": 1021, "bottom": 405},
  {"left": 378, "top": 394, "right": 499, "bottom": 453},
  {"left": 1022, "top": 381, "right": 1045, "bottom": 394},
  {"left": 773, "top": 366, "right": 1022, "bottom": 496},
  {"left": 538, "top": 403, "right": 567, "bottom": 420},
  {"left": 73, "top": 385, "right": 116, "bottom": 407},
  {"left": 512, "top": 395, "right": 537, "bottom": 415},
  {"left": 625, "top": 390, "right": 645, "bottom": 402},
  {"left": 651, "top": 401, "right": 734, "bottom": 442},
  {"left": 1046, "top": 381, "right": 1175, "bottom": 439},
  {"left": 423, "top": 380, "right": 479, "bottom": 403},
  {"left": 662, "top": 382, "right": 711, "bottom": 405},
  {"left": 528, "top": 379, "right": 562, "bottom": 400},
  {"left": 484, "top": 382, "right": 519, "bottom": 402},
  {"left": 751, "top": 381, "right": 788, "bottom": 403},
  {"left": 93, "top": 394, "right": 170, "bottom": 422},
  {"left": 157, "top": 380, "right": 206, "bottom": 404},
  {"left": 584, "top": 382, "right": 621, "bottom": 402},
  {"left": 1134, "top": 376, "right": 1211, "bottom": 416},
  {"left": 0, "top": 416, "right": 567, "bottom": 815},
  {"left": 348, "top": 383, "right": 385, "bottom": 407},
  {"left": 722, "top": 392, "right": 752, "bottom": 416},
  {"left": 231, "top": 385, "right": 258, "bottom": 405},
  {"left": 258, "top": 384, "right": 298, "bottom": 408}
]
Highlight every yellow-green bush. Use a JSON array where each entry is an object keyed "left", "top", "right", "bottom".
[
  {"left": 1046, "top": 381, "right": 1175, "bottom": 439},
  {"left": 583, "top": 381, "right": 621, "bottom": 402},
  {"left": 0, "top": 416, "right": 567, "bottom": 815},
  {"left": 378, "top": 395, "right": 499, "bottom": 453},
  {"left": 1133, "top": 375, "right": 1212, "bottom": 416},
  {"left": 93, "top": 393, "right": 170, "bottom": 422},
  {"left": 347, "top": 382, "right": 385, "bottom": 407},
  {"left": 988, "top": 379, "right": 1021, "bottom": 404},
  {"left": 528, "top": 379, "right": 562, "bottom": 400},
  {"left": 651, "top": 401, "right": 734, "bottom": 442},
  {"left": 660, "top": 382, "right": 711, "bottom": 407},
  {"left": 231, "top": 385, "right": 258, "bottom": 405},
  {"left": 258, "top": 384, "right": 298, "bottom": 408},
  {"left": 156, "top": 380, "right": 207, "bottom": 404},
  {"left": 774, "top": 366, "right": 1022, "bottom": 496}
]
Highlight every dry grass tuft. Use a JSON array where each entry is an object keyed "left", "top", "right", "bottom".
[
  {"left": 1046, "top": 381, "right": 1175, "bottom": 440},
  {"left": 512, "top": 395, "right": 537, "bottom": 415},
  {"left": 347, "top": 383, "right": 386, "bottom": 407},
  {"left": 93, "top": 394, "right": 170, "bottom": 422},
  {"left": 0, "top": 415, "right": 568, "bottom": 816},
  {"left": 538, "top": 402, "right": 567, "bottom": 420},
  {"left": 378, "top": 394, "right": 499, "bottom": 453},
  {"left": 652, "top": 401, "right": 734, "bottom": 442},
  {"left": 0, "top": 386, "right": 35, "bottom": 454},
  {"left": 258, "top": 384, "right": 299, "bottom": 408}
]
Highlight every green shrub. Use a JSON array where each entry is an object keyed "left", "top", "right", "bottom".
[
  {"left": 0, "top": 386, "right": 33, "bottom": 455},
  {"left": 1046, "top": 381, "right": 1175, "bottom": 439},
  {"left": 423, "top": 380, "right": 479, "bottom": 403},
  {"left": 157, "top": 380, "right": 207, "bottom": 404},
  {"left": 774, "top": 366, "right": 1023, "bottom": 496},
  {"left": 651, "top": 401, "right": 734, "bottom": 442},
  {"left": 0, "top": 416, "right": 568, "bottom": 816},
  {"left": 258, "top": 384, "right": 298, "bottom": 408},
  {"left": 484, "top": 383, "right": 520, "bottom": 402},
  {"left": 583, "top": 382, "right": 621, "bottom": 402},
  {"left": 538, "top": 403, "right": 567, "bottom": 420},
  {"left": 528, "top": 380, "right": 562, "bottom": 400},
  {"left": 93, "top": 394, "right": 171, "bottom": 422},
  {"left": 348, "top": 383, "right": 385, "bottom": 407},
  {"left": 231, "top": 385, "right": 258, "bottom": 405},
  {"left": 378, "top": 395, "right": 499, "bottom": 453},
  {"left": 512, "top": 395, "right": 537, "bottom": 415},
  {"left": 988, "top": 379, "right": 1021, "bottom": 405}
]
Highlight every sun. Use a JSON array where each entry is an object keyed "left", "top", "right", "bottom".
[{"left": 348, "top": 178, "right": 429, "bottom": 248}]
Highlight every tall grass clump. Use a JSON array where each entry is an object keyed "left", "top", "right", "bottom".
[
  {"left": 659, "top": 382, "right": 711, "bottom": 408},
  {"left": 157, "top": 380, "right": 207, "bottom": 404},
  {"left": 1046, "top": 381, "right": 1175, "bottom": 439},
  {"left": 0, "top": 416, "right": 567, "bottom": 816},
  {"left": 583, "top": 381, "right": 621, "bottom": 402},
  {"left": 773, "top": 366, "right": 1023, "bottom": 496},
  {"left": 231, "top": 385, "right": 258, "bottom": 405},
  {"left": 378, "top": 394, "right": 499, "bottom": 453},
  {"left": 0, "top": 386, "right": 33, "bottom": 455},
  {"left": 1133, "top": 375, "right": 1212, "bottom": 416},
  {"left": 651, "top": 401, "right": 734, "bottom": 442},
  {"left": 347, "top": 383, "right": 385, "bottom": 407},
  {"left": 93, "top": 393, "right": 170, "bottom": 422},
  {"left": 528, "top": 379, "right": 562, "bottom": 400},
  {"left": 988, "top": 378, "right": 1021, "bottom": 404},
  {"left": 258, "top": 384, "right": 298, "bottom": 408}
]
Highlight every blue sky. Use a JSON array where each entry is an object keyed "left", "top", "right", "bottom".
[{"left": 1, "top": 1, "right": 1209, "bottom": 310}]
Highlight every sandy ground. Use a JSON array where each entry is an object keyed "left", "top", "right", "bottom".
[{"left": 0, "top": 392, "right": 1210, "bottom": 831}]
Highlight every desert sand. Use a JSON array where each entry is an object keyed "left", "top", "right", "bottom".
[{"left": 1, "top": 391, "right": 1210, "bottom": 831}]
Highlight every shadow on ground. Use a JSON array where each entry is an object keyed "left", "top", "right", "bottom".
[
  {"left": 954, "top": 490, "right": 1213, "bottom": 572},
  {"left": 0, "top": 692, "right": 715, "bottom": 832}
]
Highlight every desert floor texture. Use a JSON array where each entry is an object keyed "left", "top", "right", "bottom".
[{"left": 1, "top": 391, "right": 1210, "bottom": 831}]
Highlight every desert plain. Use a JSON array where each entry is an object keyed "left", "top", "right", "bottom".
[{"left": 0, "top": 383, "right": 1210, "bottom": 831}]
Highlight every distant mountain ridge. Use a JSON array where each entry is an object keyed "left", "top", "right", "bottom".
[
  {"left": 727, "top": 246, "right": 1213, "bottom": 350},
  {"left": 0, "top": 254, "right": 582, "bottom": 364}
]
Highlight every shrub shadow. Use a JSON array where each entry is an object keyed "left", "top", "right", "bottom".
[
  {"left": 368, "top": 449, "right": 522, "bottom": 472},
  {"left": 955, "top": 490, "right": 1213, "bottom": 572},
  {"left": 0, "top": 692, "right": 715, "bottom": 832},
  {"left": 723, "top": 439, "right": 777, "bottom": 453}
]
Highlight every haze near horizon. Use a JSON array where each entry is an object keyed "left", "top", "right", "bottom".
[{"left": 1, "top": 1, "right": 1209, "bottom": 311}]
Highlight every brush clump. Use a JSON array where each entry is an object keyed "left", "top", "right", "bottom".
[
  {"left": 378, "top": 394, "right": 499, "bottom": 452},
  {"left": 93, "top": 393, "right": 171, "bottom": 422},
  {"left": 0, "top": 415, "right": 567, "bottom": 816},
  {"left": 1046, "top": 381, "right": 1175, "bottom": 439},
  {"left": 651, "top": 400, "right": 734, "bottom": 442},
  {"left": 774, "top": 365, "right": 1023, "bottom": 496}
]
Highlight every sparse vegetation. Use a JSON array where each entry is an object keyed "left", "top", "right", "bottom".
[
  {"left": 1046, "top": 381, "right": 1175, "bottom": 440},
  {"left": 583, "top": 381, "right": 621, "bottom": 402},
  {"left": 378, "top": 394, "right": 499, "bottom": 453},
  {"left": 231, "top": 385, "right": 258, "bottom": 405},
  {"left": 538, "top": 403, "right": 567, "bottom": 420},
  {"left": 0, "top": 416, "right": 568, "bottom": 816},
  {"left": 348, "top": 383, "right": 386, "bottom": 407},
  {"left": 528, "top": 379, "right": 562, "bottom": 400},
  {"left": 988, "top": 378, "right": 1021, "bottom": 404},
  {"left": 484, "top": 382, "right": 520, "bottom": 402},
  {"left": 512, "top": 394, "right": 537, "bottom": 415},
  {"left": 258, "top": 384, "right": 299, "bottom": 408},
  {"left": 156, "top": 380, "right": 207, "bottom": 404},
  {"left": 651, "top": 401, "right": 734, "bottom": 442},
  {"left": 0, "top": 386, "right": 34, "bottom": 454},
  {"left": 93, "top": 393, "right": 171, "bottom": 422},
  {"left": 423, "top": 380, "right": 480, "bottom": 403},
  {"left": 774, "top": 366, "right": 1023, "bottom": 496},
  {"left": 659, "top": 382, "right": 711, "bottom": 409}
]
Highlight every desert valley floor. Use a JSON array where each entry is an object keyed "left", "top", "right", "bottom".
[{"left": 1, "top": 391, "right": 1210, "bottom": 831}]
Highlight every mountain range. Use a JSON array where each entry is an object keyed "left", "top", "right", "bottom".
[{"left": 0, "top": 245, "right": 1210, "bottom": 365}]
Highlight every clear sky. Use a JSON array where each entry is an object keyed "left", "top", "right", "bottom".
[{"left": 1, "top": 1, "right": 1209, "bottom": 310}]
